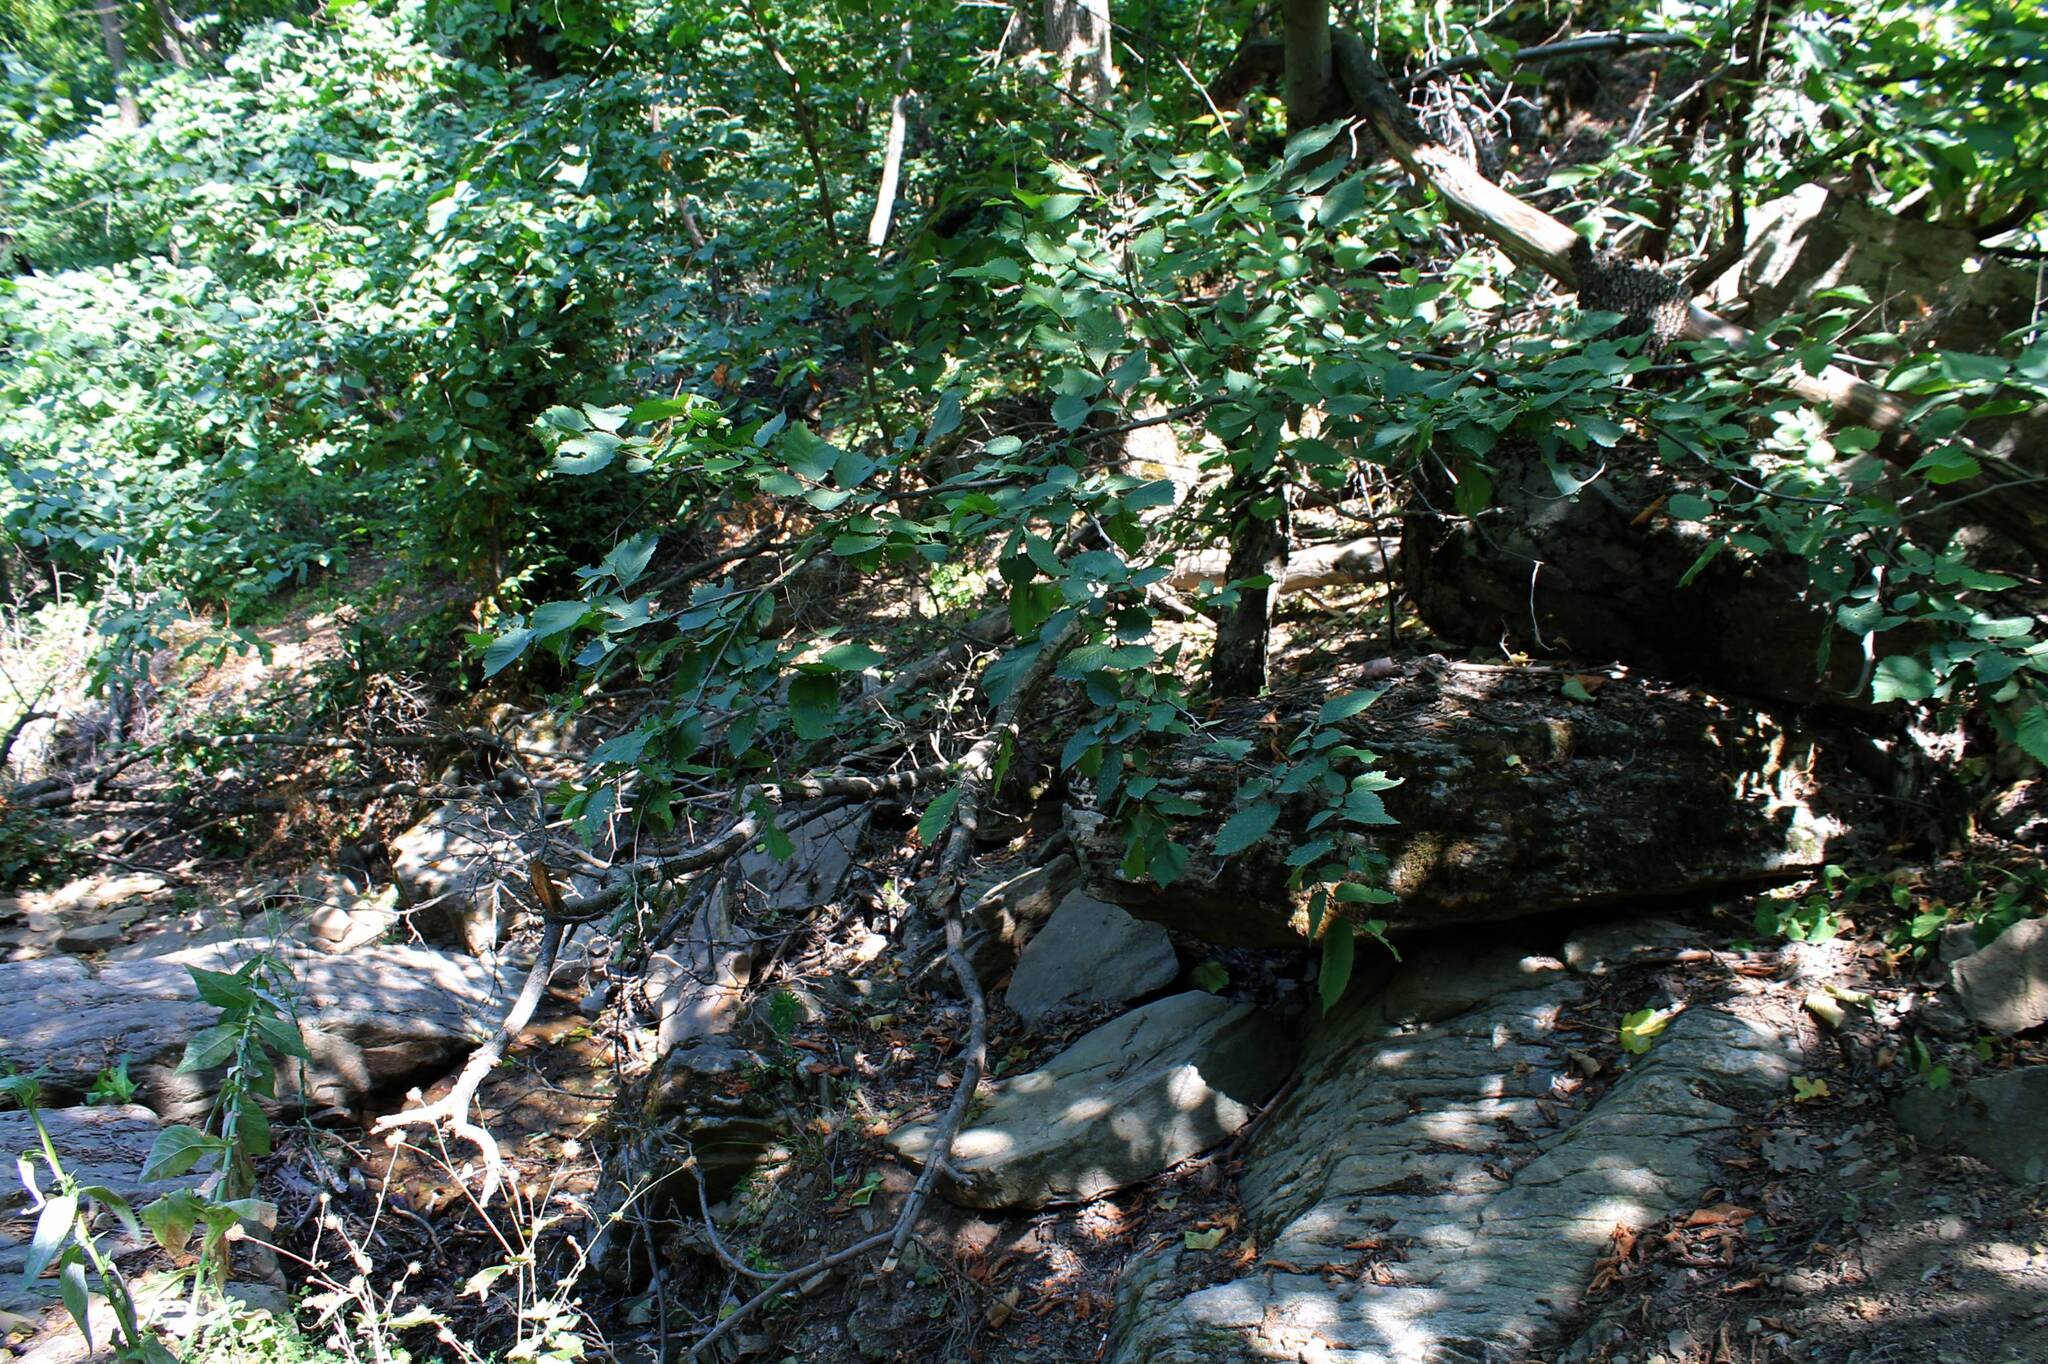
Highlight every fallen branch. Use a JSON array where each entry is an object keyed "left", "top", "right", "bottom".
[{"left": 1399, "top": 30, "right": 1696, "bottom": 91}]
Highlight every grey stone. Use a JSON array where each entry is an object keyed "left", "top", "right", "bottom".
[
  {"left": 53, "top": 921, "right": 126, "bottom": 953},
  {"left": 1108, "top": 946, "right": 1801, "bottom": 1364},
  {"left": 959, "top": 856, "right": 1078, "bottom": 983},
  {"left": 392, "top": 806, "right": 561, "bottom": 955},
  {"left": 1894, "top": 1067, "right": 2048, "bottom": 1182},
  {"left": 1561, "top": 917, "right": 1703, "bottom": 976},
  {"left": 890, "top": 991, "right": 1289, "bottom": 1209},
  {"left": 1949, "top": 918, "right": 2048, "bottom": 1035},
  {"left": 0, "top": 939, "right": 514, "bottom": 1121},
  {"left": 1004, "top": 889, "right": 1178, "bottom": 1023},
  {"left": 733, "top": 803, "right": 870, "bottom": 913},
  {"left": 0, "top": 1106, "right": 204, "bottom": 1219}
]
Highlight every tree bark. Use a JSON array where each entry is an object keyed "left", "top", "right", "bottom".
[
  {"left": 93, "top": 0, "right": 142, "bottom": 129},
  {"left": 1207, "top": 473, "right": 1289, "bottom": 696},
  {"left": 867, "top": 22, "right": 914, "bottom": 249},
  {"left": 1281, "top": 0, "right": 1334, "bottom": 130},
  {"left": 1044, "top": 0, "right": 1116, "bottom": 109}
]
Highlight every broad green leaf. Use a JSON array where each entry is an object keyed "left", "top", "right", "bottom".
[
  {"left": 1317, "top": 176, "right": 1369, "bottom": 228},
  {"left": 1212, "top": 803, "right": 1279, "bottom": 857},
  {"left": 26, "top": 1192, "right": 77, "bottom": 1281},
  {"left": 1318, "top": 926, "right": 1355, "bottom": 1012},
  {"left": 482, "top": 627, "right": 534, "bottom": 678},
  {"left": 142, "top": 1125, "right": 218, "bottom": 1180},
  {"left": 818, "top": 641, "right": 885, "bottom": 672},
  {"left": 917, "top": 788, "right": 962, "bottom": 846},
  {"left": 788, "top": 674, "right": 838, "bottom": 741},
  {"left": 1318, "top": 688, "right": 1384, "bottom": 725}
]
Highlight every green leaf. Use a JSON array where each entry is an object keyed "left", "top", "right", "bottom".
[
  {"left": 1619, "top": 1005, "right": 1680, "bottom": 1054},
  {"left": 917, "top": 788, "right": 962, "bottom": 846},
  {"left": 788, "top": 673, "right": 838, "bottom": 741},
  {"left": 482, "top": 627, "right": 535, "bottom": 678},
  {"left": 141, "top": 1125, "right": 217, "bottom": 1181},
  {"left": 1872, "top": 656, "right": 1937, "bottom": 704},
  {"left": 1317, "top": 688, "right": 1384, "bottom": 725},
  {"left": 1317, "top": 176, "right": 1369, "bottom": 229},
  {"left": 1190, "top": 960, "right": 1229, "bottom": 993},
  {"left": 818, "top": 641, "right": 885, "bottom": 672},
  {"left": 139, "top": 1188, "right": 207, "bottom": 1256},
  {"left": 187, "top": 965, "right": 253, "bottom": 1010},
  {"left": 26, "top": 1192, "right": 77, "bottom": 1282},
  {"left": 2013, "top": 701, "right": 2048, "bottom": 767},
  {"left": 528, "top": 600, "right": 587, "bottom": 642},
  {"left": 1318, "top": 926, "right": 1355, "bottom": 1012},
  {"left": 1182, "top": 1226, "right": 1226, "bottom": 1251},
  {"left": 1561, "top": 677, "right": 1593, "bottom": 702},
  {"left": 59, "top": 1260, "right": 89, "bottom": 1350},
  {"left": 1212, "top": 803, "right": 1279, "bottom": 857},
  {"left": 553, "top": 431, "right": 624, "bottom": 475}
]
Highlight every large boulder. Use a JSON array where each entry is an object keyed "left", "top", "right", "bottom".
[
  {"left": 0, "top": 940, "right": 514, "bottom": 1121},
  {"left": 1893, "top": 1067, "right": 2048, "bottom": 1183},
  {"left": 0, "top": 1105, "right": 204, "bottom": 1218},
  {"left": 889, "top": 991, "right": 1289, "bottom": 1209},
  {"left": 1948, "top": 917, "right": 2048, "bottom": 1036},
  {"left": 1003, "top": 890, "right": 1178, "bottom": 1022},
  {"left": 1402, "top": 449, "right": 1904, "bottom": 708},
  {"left": 390, "top": 805, "right": 593, "bottom": 956},
  {"left": 1066, "top": 657, "right": 1872, "bottom": 947},
  {"left": 1110, "top": 934, "right": 1802, "bottom": 1363}
]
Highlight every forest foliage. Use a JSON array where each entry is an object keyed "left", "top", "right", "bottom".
[{"left": 4, "top": 0, "right": 2047, "bottom": 918}]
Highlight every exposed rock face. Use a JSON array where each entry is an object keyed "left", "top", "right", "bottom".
[
  {"left": 1109, "top": 935, "right": 1802, "bottom": 1363},
  {"left": 890, "top": 991, "right": 1290, "bottom": 1209},
  {"left": 1702, "top": 184, "right": 2038, "bottom": 355},
  {"left": 1893, "top": 1068, "right": 2048, "bottom": 1183},
  {"left": 959, "top": 856, "right": 1078, "bottom": 984},
  {"left": 1948, "top": 918, "right": 2048, "bottom": 1036},
  {"left": 1402, "top": 449, "right": 1908, "bottom": 708},
  {"left": 391, "top": 806, "right": 600, "bottom": 956},
  {"left": 1067, "top": 658, "right": 1869, "bottom": 946},
  {"left": 1004, "top": 890, "right": 1178, "bottom": 1022},
  {"left": 0, "top": 1106, "right": 203, "bottom": 1217},
  {"left": 0, "top": 940, "right": 512, "bottom": 1120}
]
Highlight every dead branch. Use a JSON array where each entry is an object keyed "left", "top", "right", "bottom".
[{"left": 1400, "top": 30, "right": 1696, "bottom": 91}]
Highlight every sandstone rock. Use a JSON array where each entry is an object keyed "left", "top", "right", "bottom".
[
  {"left": 1949, "top": 918, "right": 2048, "bottom": 1035},
  {"left": 732, "top": 803, "right": 869, "bottom": 913},
  {"left": 53, "top": 921, "right": 126, "bottom": 953},
  {"left": 1108, "top": 940, "right": 1801, "bottom": 1363},
  {"left": 0, "top": 940, "right": 513, "bottom": 1121},
  {"left": 1893, "top": 1067, "right": 2048, "bottom": 1183},
  {"left": 890, "top": 992, "right": 1289, "bottom": 1209},
  {"left": 1004, "top": 890, "right": 1178, "bottom": 1023}
]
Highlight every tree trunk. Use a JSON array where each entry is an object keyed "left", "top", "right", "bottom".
[
  {"left": 1043, "top": 0, "right": 1115, "bottom": 108},
  {"left": 867, "top": 22, "right": 914, "bottom": 249},
  {"left": 1207, "top": 472, "right": 1289, "bottom": 696},
  {"left": 1280, "top": 0, "right": 1333, "bottom": 130},
  {"left": 93, "top": 0, "right": 141, "bottom": 129}
]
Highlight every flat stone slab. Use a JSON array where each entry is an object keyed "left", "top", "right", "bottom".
[
  {"left": 1004, "top": 890, "right": 1178, "bottom": 1023},
  {"left": 1894, "top": 1067, "right": 2048, "bottom": 1182},
  {"left": 1949, "top": 918, "right": 2048, "bottom": 1035},
  {"left": 1110, "top": 937, "right": 1801, "bottom": 1364},
  {"left": 0, "top": 1106, "right": 203, "bottom": 1219},
  {"left": 0, "top": 940, "right": 514, "bottom": 1120},
  {"left": 891, "top": 992, "right": 1289, "bottom": 1209}
]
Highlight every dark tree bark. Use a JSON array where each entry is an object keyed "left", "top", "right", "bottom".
[{"left": 1281, "top": 0, "right": 1334, "bottom": 130}]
